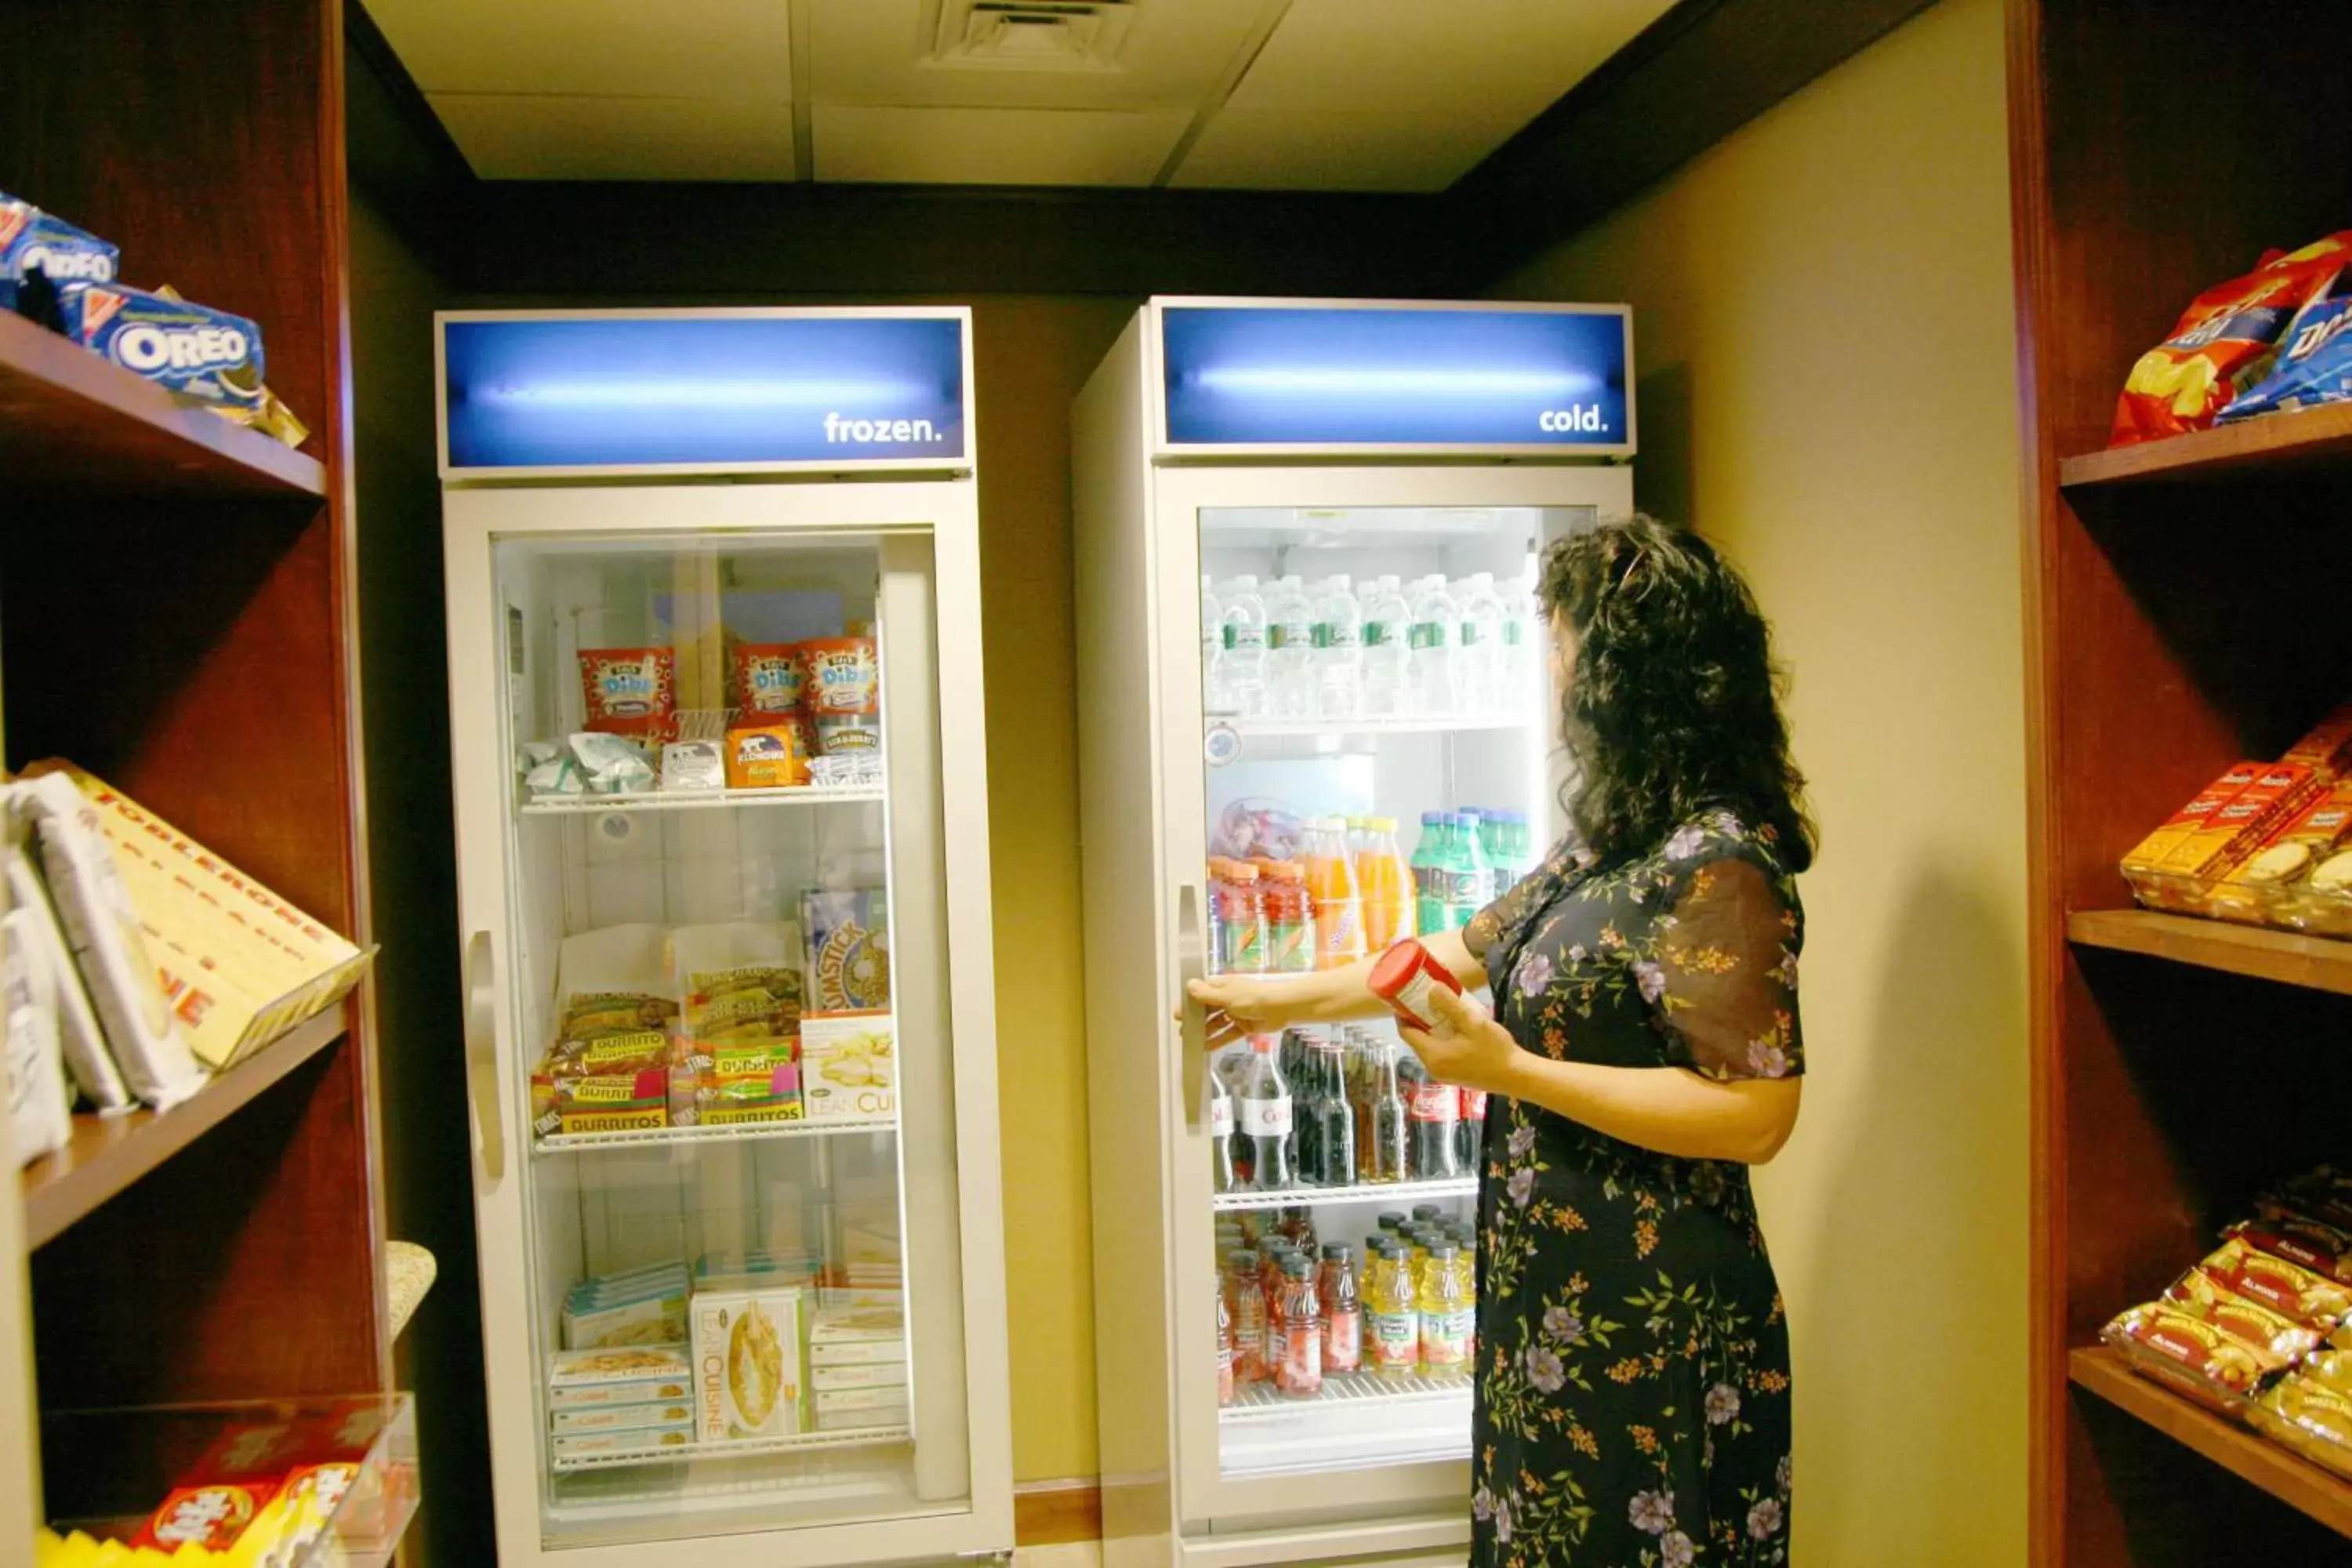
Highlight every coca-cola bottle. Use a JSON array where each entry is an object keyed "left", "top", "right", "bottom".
[
  {"left": 1456, "top": 1086, "right": 1488, "bottom": 1175},
  {"left": 1240, "top": 1034, "right": 1294, "bottom": 1192},
  {"left": 1402, "top": 1053, "right": 1464, "bottom": 1180},
  {"left": 1208, "top": 1062, "right": 1238, "bottom": 1193}
]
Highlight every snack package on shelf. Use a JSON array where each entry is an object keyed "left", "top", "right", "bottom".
[
  {"left": 20, "top": 764, "right": 372, "bottom": 1072},
  {"left": 533, "top": 925, "right": 679, "bottom": 1140},
  {"left": 2229, "top": 1212, "right": 2352, "bottom": 1285},
  {"left": 2210, "top": 785, "right": 2352, "bottom": 924},
  {"left": 561, "top": 1261, "right": 690, "bottom": 1350},
  {"left": 724, "top": 719, "right": 812, "bottom": 789},
  {"left": 2101, "top": 1297, "right": 2294, "bottom": 1416},
  {"left": 10, "top": 775, "right": 207, "bottom": 1108},
  {"left": 2221, "top": 264, "right": 2352, "bottom": 423},
  {"left": 0, "top": 191, "right": 118, "bottom": 313},
  {"left": 578, "top": 648, "right": 678, "bottom": 741},
  {"left": 2249, "top": 1374, "right": 2352, "bottom": 1479},
  {"left": 2109, "top": 231, "right": 2352, "bottom": 445},
  {"left": 53, "top": 281, "right": 306, "bottom": 445},
  {"left": 2, "top": 840, "right": 129, "bottom": 1114},
  {"left": 673, "top": 922, "right": 805, "bottom": 1127},
  {"left": 2, "top": 906, "right": 73, "bottom": 1163},
  {"left": 2167, "top": 1236, "right": 2352, "bottom": 1330},
  {"left": 801, "top": 889, "right": 890, "bottom": 1011},
  {"left": 547, "top": 1346, "right": 692, "bottom": 1410},
  {"left": 800, "top": 1011, "right": 895, "bottom": 1121},
  {"left": 691, "top": 1287, "right": 805, "bottom": 1441}
]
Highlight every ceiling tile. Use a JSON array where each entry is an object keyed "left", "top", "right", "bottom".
[
  {"left": 429, "top": 94, "right": 797, "bottom": 182},
  {"left": 814, "top": 105, "right": 1188, "bottom": 185},
  {"left": 810, "top": 0, "right": 1271, "bottom": 111},
  {"left": 1225, "top": 0, "right": 1677, "bottom": 115},
  {"left": 1171, "top": 106, "right": 1534, "bottom": 192},
  {"left": 368, "top": 0, "right": 791, "bottom": 100}
]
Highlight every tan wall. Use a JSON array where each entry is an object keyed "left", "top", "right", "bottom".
[{"left": 1495, "top": 0, "right": 2029, "bottom": 1559}]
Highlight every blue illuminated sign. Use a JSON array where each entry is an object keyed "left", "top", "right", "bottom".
[
  {"left": 440, "top": 311, "right": 968, "bottom": 474},
  {"left": 1160, "top": 303, "right": 1631, "bottom": 453}
]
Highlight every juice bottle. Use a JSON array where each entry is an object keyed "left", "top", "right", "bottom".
[
  {"left": 1303, "top": 817, "right": 1366, "bottom": 968},
  {"left": 1262, "top": 862, "right": 1317, "bottom": 975},
  {"left": 1357, "top": 816, "right": 1414, "bottom": 952},
  {"left": 1227, "top": 1250, "right": 1267, "bottom": 1384},
  {"left": 1204, "top": 858, "right": 1230, "bottom": 976},
  {"left": 1216, "top": 1288, "right": 1236, "bottom": 1406},
  {"left": 1221, "top": 863, "right": 1269, "bottom": 975},
  {"left": 1366, "top": 1241, "right": 1419, "bottom": 1377},
  {"left": 1418, "top": 1242, "right": 1473, "bottom": 1374},
  {"left": 1319, "top": 1243, "right": 1362, "bottom": 1375},
  {"left": 1375, "top": 1210, "right": 1409, "bottom": 1241},
  {"left": 1276, "top": 1256, "right": 1325, "bottom": 1397}
]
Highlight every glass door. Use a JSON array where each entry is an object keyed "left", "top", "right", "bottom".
[
  {"left": 488, "top": 528, "right": 971, "bottom": 1552},
  {"left": 1192, "top": 505, "right": 1578, "bottom": 1486}
]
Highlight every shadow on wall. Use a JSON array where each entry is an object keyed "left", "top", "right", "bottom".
[
  {"left": 1629, "top": 360, "right": 1696, "bottom": 526},
  {"left": 1788, "top": 862, "right": 2024, "bottom": 1564}
]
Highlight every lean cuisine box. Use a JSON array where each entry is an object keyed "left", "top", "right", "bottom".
[{"left": 24, "top": 762, "right": 372, "bottom": 1068}]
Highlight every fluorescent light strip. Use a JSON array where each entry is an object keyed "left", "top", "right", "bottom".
[
  {"left": 1191, "top": 368, "right": 1595, "bottom": 397},
  {"left": 476, "top": 378, "right": 919, "bottom": 410}
]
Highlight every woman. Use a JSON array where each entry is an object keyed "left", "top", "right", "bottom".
[{"left": 1192, "top": 514, "right": 1811, "bottom": 1567}]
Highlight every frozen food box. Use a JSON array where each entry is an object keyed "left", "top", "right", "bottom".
[
  {"left": 691, "top": 1288, "right": 805, "bottom": 1442},
  {"left": 808, "top": 1305, "right": 906, "bottom": 1369},
  {"left": 561, "top": 1266, "right": 689, "bottom": 1350},
  {"left": 551, "top": 1424, "right": 693, "bottom": 1461},
  {"left": 549, "top": 1401, "right": 695, "bottom": 1435},
  {"left": 812, "top": 1359, "right": 910, "bottom": 1392},
  {"left": 801, "top": 889, "right": 891, "bottom": 1010},
  {"left": 800, "top": 1011, "right": 895, "bottom": 1120},
  {"left": 21, "top": 763, "right": 371, "bottom": 1070},
  {"left": 547, "top": 1345, "right": 692, "bottom": 1410}
]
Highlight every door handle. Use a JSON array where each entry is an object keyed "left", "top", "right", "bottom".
[
  {"left": 1178, "top": 884, "right": 1207, "bottom": 1131},
  {"left": 463, "top": 930, "right": 506, "bottom": 1185}
]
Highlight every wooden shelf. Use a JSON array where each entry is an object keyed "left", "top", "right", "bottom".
[
  {"left": 20, "top": 1009, "right": 348, "bottom": 1250},
  {"left": 2060, "top": 402, "right": 2352, "bottom": 491},
  {"left": 2070, "top": 1348, "right": 2352, "bottom": 1538},
  {"left": 0, "top": 310, "right": 324, "bottom": 500},
  {"left": 2067, "top": 909, "right": 2352, "bottom": 999}
]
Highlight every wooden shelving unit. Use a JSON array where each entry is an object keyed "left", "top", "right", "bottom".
[
  {"left": 2067, "top": 910, "right": 2352, "bottom": 1000},
  {"left": 2013, "top": 3, "right": 2352, "bottom": 1562},
  {"left": 2058, "top": 401, "right": 2352, "bottom": 490},
  {"left": 2068, "top": 1349, "right": 2352, "bottom": 1538},
  {"left": 2, "top": 0, "right": 399, "bottom": 1548},
  {"left": 20, "top": 1011, "right": 350, "bottom": 1249},
  {"left": 0, "top": 310, "right": 325, "bottom": 499}
]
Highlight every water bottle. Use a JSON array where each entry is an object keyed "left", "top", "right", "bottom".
[
  {"left": 1359, "top": 575, "right": 1411, "bottom": 719},
  {"left": 1503, "top": 572, "right": 1541, "bottom": 710},
  {"left": 1310, "top": 575, "right": 1363, "bottom": 721},
  {"left": 1200, "top": 575, "right": 1224, "bottom": 706},
  {"left": 1264, "top": 575, "right": 1316, "bottom": 720},
  {"left": 1406, "top": 575, "right": 1458, "bottom": 717},
  {"left": 1454, "top": 573, "right": 1507, "bottom": 716},
  {"left": 1216, "top": 575, "right": 1269, "bottom": 718}
]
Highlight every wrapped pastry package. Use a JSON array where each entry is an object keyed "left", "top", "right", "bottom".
[
  {"left": 2, "top": 907, "right": 72, "bottom": 1163},
  {"left": 2, "top": 833, "right": 129, "bottom": 1114}
]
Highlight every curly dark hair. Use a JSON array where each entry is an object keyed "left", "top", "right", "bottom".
[{"left": 1540, "top": 514, "right": 1815, "bottom": 873}]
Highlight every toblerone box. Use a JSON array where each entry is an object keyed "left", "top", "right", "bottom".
[
  {"left": 2123, "top": 764, "right": 2259, "bottom": 884},
  {"left": 23, "top": 762, "right": 371, "bottom": 1067}
]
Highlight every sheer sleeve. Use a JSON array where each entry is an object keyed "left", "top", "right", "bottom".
[
  {"left": 1653, "top": 851, "right": 1804, "bottom": 1081},
  {"left": 1464, "top": 836, "right": 1577, "bottom": 967}
]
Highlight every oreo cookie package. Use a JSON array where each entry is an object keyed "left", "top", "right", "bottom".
[
  {"left": 54, "top": 281, "right": 267, "bottom": 410},
  {"left": 0, "top": 191, "right": 119, "bottom": 314}
]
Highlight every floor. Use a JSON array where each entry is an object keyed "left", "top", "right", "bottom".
[{"left": 1016, "top": 1546, "right": 1103, "bottom": 1566}]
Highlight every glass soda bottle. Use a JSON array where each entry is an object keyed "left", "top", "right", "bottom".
[
  {"left": 1240, "top": 1035, "right": 1294, "bottom": 1192},
  {"left": 1276, "top": 1255, "right": 1324, "bottom": 1397},
  {"left": 1456, "top": 1084, "right": 1487, "bottom": 1176},
  {"left": 1207, "top": 1062, "right": 1237, "bottom": 1193},
  {"left": 1217, "top": 1287, "right": 1236, "bottom": 1406},
  {"left": 1305, "top": 1039, "right": 1356, "bottom": 1187},
  {"left": 1403, "top": 1052, "right": 1464, "bottom": 1180},
  {"left": 1367, "top": 1241, "right": 1419, "bottom": 1377},
  {"left": 1227, "top": 1250, "right": 1267, "bottom": 1385},
  {"left": 1359, "top": 1040, "right": 1409, "bottom": 1183},
  {"left": 1303, "top": 817, "right": 1366, "bottom": 969},
  {"left": 1357, "top": 816, "right": 1414, "bottom": 952},
  {"left": 1419, "top": 1243, "right": 1473, "bottom": 1375},
  {"left": 1262, "top": 862, "right": 1316, "bottom": 975},
  {"left": 1319, "top": 1243, "right": 1362, "bottom": 1376}
]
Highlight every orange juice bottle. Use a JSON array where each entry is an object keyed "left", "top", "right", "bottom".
[
  {"left": 1303, "top": 816, "right": 1367, "bottom": 968},
  {"left": 1417, "top": 1242, "right": 1473, "bottom": 1374},
  {"left": 1356, "top": 816, "right": 1413, "bottom": 953}
]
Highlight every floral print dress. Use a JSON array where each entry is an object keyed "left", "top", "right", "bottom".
[{"left": 1462, "top": 811, "right": 1802, "bottom": 1567}]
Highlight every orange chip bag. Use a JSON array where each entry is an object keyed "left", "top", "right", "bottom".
[{"left": 2111, "top": 231, "right": 2352, "bottom": 446}]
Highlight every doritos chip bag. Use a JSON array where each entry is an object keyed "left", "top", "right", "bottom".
[
  {"left": 2111, "top": 231, "right": 2352, "bottom": 446},
  {"left": 2221, "top": 266, "right": 2352, "bottom": 424}
]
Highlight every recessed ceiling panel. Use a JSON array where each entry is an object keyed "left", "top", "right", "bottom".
[
  {"left": 1224, "top": 0, "right": 1676, "bottom": 114},
  {"left": 814, "top": 104, "right": 1189, "bottom": 185},
  {"left": 368, "top": 0, "right": 792, "bottom": 100},
  {"left": 1170, "top": 105, "right": 1534, "bottom": 192},
  {"left": 430, "top": 94, "right": 797, "bottom": 182},
  {"left": 810, "top": 0, "right": 1271, "bottom": 111}
]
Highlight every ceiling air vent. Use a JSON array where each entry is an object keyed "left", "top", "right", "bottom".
[{"left": 924, "top": 0, "right": 1138, "bottom": 72}]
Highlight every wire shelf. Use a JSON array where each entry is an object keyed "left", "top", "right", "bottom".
[
  {"left": 520, "top": 784, "right": 886, "bottom": 816},
  {"left": 551, "top": 1423, "right": 910, "bottom": 1473},
  {"left": 534, "top": 1115, "right": 899, "bottom": 1156},
  {"left": 1210, "top": 1175, "right": 1479, "bottom": 1213},
  {"left": 1221, "top": 1368, "right": 1472, "bottom": 1423}
]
